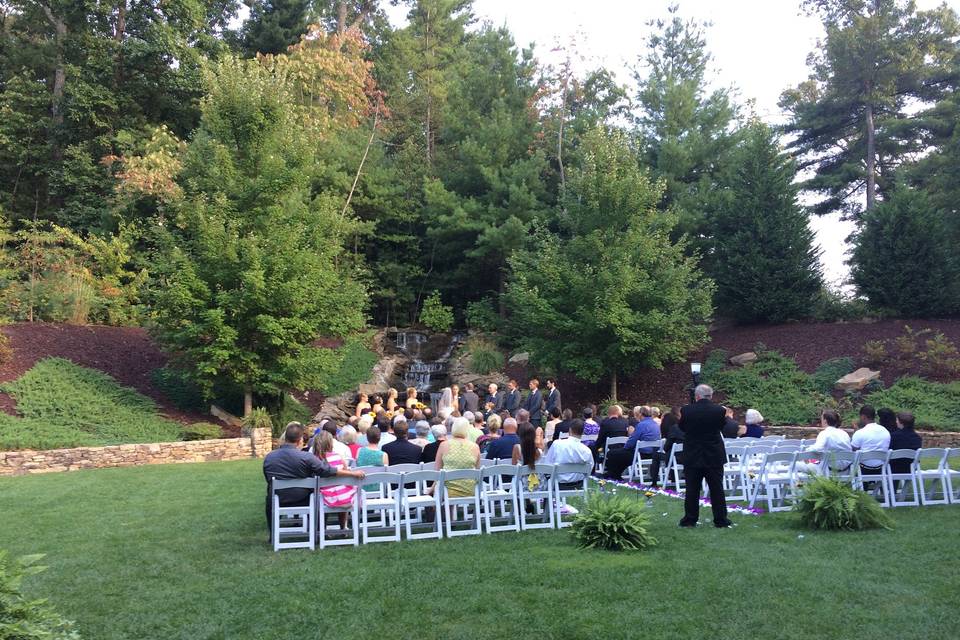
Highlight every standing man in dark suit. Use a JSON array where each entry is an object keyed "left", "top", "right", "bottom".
[
  {"left": 522, "top": 378, "right": 544, "bottom": 426},
  {"left": 544, "top": 378, "right": 562, "bottom": 416},
  {"left": 462, "top": 383, "right": 480, "bottom": 414},
  {"left": 504, "top": 379, "right": 521, "bottom": 417},
  {"left": 678, "top": 384, "right": 731, "bottom": 528},
  {"left": 485, "top": 383, "right": 504, "bottom": 417}
]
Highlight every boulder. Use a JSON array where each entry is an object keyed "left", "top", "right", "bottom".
[
  {"left": 508, "top": 351, "right": 530, "bottom": 365},
  {"left": 835, "top": 367, "right": 881, "bottom": 392},
  {"left": 729, "top": 352, "right": 758, "bottom": 366}
]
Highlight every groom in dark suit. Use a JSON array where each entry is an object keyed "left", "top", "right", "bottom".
[
  {"left": 678, "top": 384, "right": 731, "bottom": 528},
  {"left": 504, "top": 379, "right": 521, "bottom": 417},
  {"left": 522, "top": 378, "right": 544, "bottom": 426}
]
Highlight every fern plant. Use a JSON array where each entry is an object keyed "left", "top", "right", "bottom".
[
  {"left": 570, "top": 494, "right": 658, "bottom": 551},
  {"left": 793, "top": 476, "right": 893, "bottom": 531}
]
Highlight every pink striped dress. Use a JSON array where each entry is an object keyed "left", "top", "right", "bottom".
[{"left": 320, "top": 452, "right": 357, "bottom": 508}]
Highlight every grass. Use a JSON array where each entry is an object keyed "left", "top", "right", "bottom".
[
  {"left": 0, "top": 358, "right": 184, "bottom": 450},
  {"left": 1, "top": 460, "right": 959, "bottom": 639}
]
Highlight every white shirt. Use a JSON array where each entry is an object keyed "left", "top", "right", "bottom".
[
  {"left": 541, "top": 436, "right": 593, "bottom": 484},
  {"left": 807, "top": 426, "right": 852, "bottom": 454},
  {"left": 379, "top": 432, "right": 397, "bottom": 446},
  {"left": 332, "top": 439, "right": 354, "bottom": 463},
  {"left": 851, "top": 422, "right": 890, "bottom": 452}
]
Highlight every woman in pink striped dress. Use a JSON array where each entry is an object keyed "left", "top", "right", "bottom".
[{"left": 311, "top": 432, "right": 357, "bottom": 529}]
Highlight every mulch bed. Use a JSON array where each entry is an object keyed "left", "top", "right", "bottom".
[{"left": 0, "top": 322, "right": 210, "bottom": 425}]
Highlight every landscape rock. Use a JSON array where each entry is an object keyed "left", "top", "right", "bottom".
[
  {"left": 835, "top": 367, "right": 881, "bottom": 392},
  {"left": 729, "top": 351, "right": 758, "bottom": 366},
  {"left": 508, "top": 351, "right": 530, "bottom": 364}
]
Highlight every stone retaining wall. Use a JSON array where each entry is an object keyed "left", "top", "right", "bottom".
[
  {"left": 765, "top": 425, "right": 960, "bottom": 448},
  {"left": 0, "top": 428, "right": 272, "bottom": 477}
]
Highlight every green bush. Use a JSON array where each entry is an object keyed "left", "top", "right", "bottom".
[
  {"left": 419, "top": 291, "right": 454, "bottom": 333},
  {"left": 571, "top": 494, "right": 658, "bottom": 551},
  {"left": 793, "top": 476, "right": 893, "bottom": 531},
  {"left": 0, "top": 551, "right": 80, "bottom": 639},
  {"left": 242, "top": 407, "right": 274, "bottom": 435},
  {"left": 863, "top": 376, "right": 960, "bottom": 431},
  {"left": 465, "top": 299, "right": 499, "bottom": 332},
  {"left": 699, "top": 349, "right": 729, "bottom": 384},
  {"left": 273, "top": 395, "right": 312, "bottom": 430},
  {"left": 317, "top": 335, "right": 379, "bottom": 397},
  {"left": 180, "top": 423, "right": 223, "bottom": 441},
  {"left": 0, "top": 358, "right": 186, "bottom": 450},
  {"left": 465, "top": 337, "right": 505, "bottom": 375},
  {"left": 810, "top": 357, "right": 855, "bottom": 394},
  {"left": 150, "top": 367, "right": 206, "bottom": 412},
  {"left": 0, "top": 329, "right": 11, "bottom": 365}
]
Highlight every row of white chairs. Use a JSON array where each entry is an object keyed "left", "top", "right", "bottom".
[{"left": 269, "top": 461, "right": 593, "bottom": 551}]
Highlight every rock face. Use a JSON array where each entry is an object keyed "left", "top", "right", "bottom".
[
  {"left": 508, "top": 351, "right": 530, "bottom": 364},
  {"left": 835, "top": 367, "right": 881, "bottom": 391},
  {"left": 446, "top": 350, "right": 508, "bottom": 390},
  {"left": 729, "top": 352, "right": 758, "bottom": 366}
]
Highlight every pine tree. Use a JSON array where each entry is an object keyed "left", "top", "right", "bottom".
[
  {"left": 239, "top": 0, "right": 311, "bottom": 57},
  {"left": 707, "top": 121, "right": 823, "bottom": 324}
]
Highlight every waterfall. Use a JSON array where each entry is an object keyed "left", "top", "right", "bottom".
[{"left": 393, "top": 331, "right": 462, "bottom": 401}]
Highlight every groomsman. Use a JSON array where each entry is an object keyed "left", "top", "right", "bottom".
[
  {"left": 545, "top": 378, "right": 562, "bottom": 416},
  {"left": 485, "top": 383, "right": 504, "bottom": 416},
  {"left": 522, "top": 378, "right": 544, "bottom": 427},
  {"left": 504, "top": 379, "right": 521, "bottom": 417}
]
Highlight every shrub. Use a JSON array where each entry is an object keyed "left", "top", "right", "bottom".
[
  {"left": 0, "top": 330, "right": 10, "bottom": 366},
  {"left": 273, "top": 395, "right": 311, "bottom": 429},
  {"left": 810, "top": 357, "right": 855, "bottom": 394},
  {"left": 242, "top": 407, "right": 274, "bottom": 435},
  {"left": 151, "top": 367, "right": 206, "bottom": 411},
  {"left": 465, "top": 299, "right": 499, "bottom": 332},
  {"left": 793, "top": 476, "right": 893, "bottom": 531},
  {"left": 316, "top": 334, "right": 379, "bottom": 397},
  {"left": 0, "top": 551, "right": 81, "bottom": 639},
  {"left": 465, "top": 337, "right": 505, "bottom": 375},
  {"left": 862, "top": 340, "right": 887, "bottom": 366},
  {"left": 699, "top": 349, "right": 729, "bottom": 384},
  {"left": 918, "top": 332, "right": 960, "bottom": 379},
  {"left": 863, "top": 376, "right": 960, "bottom": 431},
  {"left": 181, "top": 422, "right": 223, "bottom": 441},
  {"left": 571, "top": 493, "right": 658, "bottom": 551},
  {"left": 419, "top": 291, "right": 454, "bottom": 333}
]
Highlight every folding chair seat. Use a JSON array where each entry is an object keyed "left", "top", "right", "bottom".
[
  {"left": 853, "top": 449, "right": 890, "bottom": 507},
  {"left": 442, "top": 468, "right": 483, "bottom": 537},
  {"left": 748, "top": 451, "right": 798, "bottom": 512},
  {"left": 270, "top": 478, "right": 316, "bottom": 551},
  {"left": 885, "top": 449, "right": 920, "bottom": 507},
  {"left": 400, "top": 470, "right": 443, "bottom": 540},
  {"left": 359, "top": 472, "right": 402, "bottom": 543},
  {"left": 722, "top": 444, "right": 750, "bottom": 502},
  {"left": 760, "top": 435, "right": 785, "bottom": 441},
  {"left": 946, "top": 449, "right": 960, "bottom": 505},
  {"left": 597, "top": 437, "right": 628, "bottom": 474},
  {"left": 627, "top": 440, "right": 664, "bottom": 484},
  {"left": 917, "top": 448, "right": 949, "bottom": 505},
  {"left": 518, "top": 464, "right": 556, "bottom": 530},
  {"left": 316, "top": 476, "right": 362, "bottom": 549},
  {"left": 553, "top": 462, "right": 593, "bottom": 528},
  {"left": 482, "top": 464, "right": 521, "bottom": 533}
]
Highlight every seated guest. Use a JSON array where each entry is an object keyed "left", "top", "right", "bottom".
[
  {"left": 262, "top": 422, "right": 364, "bottom": 537},
  {"left": 311, "top": 431, "right": 358, "bottom": 529},
  {"left": 322, "top": 420, "right": 354, "bottom": 463},
  {"left": 544, "top": 407, "right": 562, "bottom": 442},
  {"left": 651, "top": 406, "right": 662, "bottom": 426},
  {"left": 516, "top": 408, "right": 545, "bottom": 452},
  {"left": 409, "top": 420, "right": 431, "bottom": 448},
  {"left": 463, "top": 411, "right": 482, "bottom": 442},
  {"left": 743, "top": 409, "right": 765, "bottom": 438},
  {"left": 541, "top": 419, "right": 593, "bottom": 488},
  {"left": 486, "top": 417, "right": 520, "bottom": 461},
  {"left": 877, "top": 407, "right": 897, "bottom": 433},
  {"left": 603, "top": 406, "right": 661, "bottom": 480},
  {"left": 721, "top": 406, "right": 744, "bottom": 438},
  {"left": 512, "top": 421, "right": 542, "bottom": 468},
  {"left": 381, "top": 421, "right": 422, "bottom": 465},
  {"left": 797, "top": 410, "right": 852, "bottom": 474},
  {"left": 356, "top": 414, "right": 374, "bottom": 445},
  {"left": 420, "top": 424, "right": 447, "bottom": 464},
  {"left": 476, "top": 414, "right": 500, "bottom": 455},
  {"left": 340, "top": 425, "right": 361, "bottom": 459},
  {"left": 581, "top": 407, "right": 601, "bottom": 447},
  {"left": 652, "top": 407, "right": 685, "bottom": 487},
  {"left": 851, "top": 404, "right": 890, "bottom": 456},
  {"left": 889, "top": 411, "right": 922, "bottom": 475},
  {"left": 552, "top": 409, "right": 575, "bottom": 443},
  {"left": 356, "top": 426, "right": 389, "bottom": 469},
  {"left": 434, "top": 418, "right": 481, "bottom": 497},
  {"left": 377, "top": 416, "right": 396, "bottom": 446},
  {"left": 659, "top": 406, "right": 680, "bottom": 438},
  {"left": 593, "top": 404, "right": 629, "bottom": 464}
]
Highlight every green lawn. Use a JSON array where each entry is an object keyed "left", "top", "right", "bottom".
[{"left": 1, "top": 460, "right": 959, "bottom": 640}]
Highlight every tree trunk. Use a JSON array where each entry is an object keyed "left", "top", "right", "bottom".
[
  {"left": 337, "top": 1, "right": 348, "bottom": 33},
  {"left": 114, "top": 1, "right": 126, "bottom": 88},
  {"left": 498, "top": 268, "right": 507, "bottom": 319},
  {"left": 40, "top": 3, "right": 66, "bottom": 163},
  {"left": 610, "top": 371, "right": 618, "bottom": 402},
  {"left": 244, "top": 386, "right": 253, "bottom": 418},
  {"left": 424, "top": 7, "right": 433, "bottom": 165},
  {"left": 864, "top": 100, "right": 876, "bottom": 211}
]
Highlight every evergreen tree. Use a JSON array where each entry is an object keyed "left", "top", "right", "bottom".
[
  {"left": 781, "top": 0, "right": 960, "bottom": 218},
  {"left": 707, "top": 121, "right": 822, "bottom": 324},
  {"left": 239, "top": 0, "right": 311, "bottom": 57},
  {"left": 504, "top": 129, "right": 713, "bottom": 399}
]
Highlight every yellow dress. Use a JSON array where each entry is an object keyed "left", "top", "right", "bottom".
[{"left": 443, "top": 438, "right": 477, "bottom": 497}]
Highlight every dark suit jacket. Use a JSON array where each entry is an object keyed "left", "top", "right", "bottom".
[
  {"left": 463, "top": 391, "right": 480, "bottom": 413},
  {"left": 523, "top": 389, "right": 544, "bottom": 423},
  {"left": 545, "top": 387, "right": 561, "bottom": 415},
  {"left": 382, "top": 439, "right": 423, "bottom": 466},
  {"left": 595, "top": 417, "right": 629, "bottom": 454},
  {"left": 552, "top": 419, "right": 575, "bottom": 442},
  {"left": 420, "top": 439, "right": 443, "bottom": 464},
  {"left": 678, "top": 399, "right": 727, "bottom": 468},
  {"left": 505, "top": 389, "right": 521, "bottom": 416}
]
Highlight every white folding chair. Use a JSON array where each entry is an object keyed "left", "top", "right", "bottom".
[
  {"left": 627, "top": 440, "right": 664, "bottom": 483},
  {"left": 597, "top": 437, "right": 628, "bottom": 474},
  {"left": 722, "top": 443, "right": 750, "bottom": 502},
  {"left": 518, "top": 463, "right": 556, "bottom": 530},
  {"left": 945, "top": 449, "right": 960, "bottom": 505},
  {"left": 482, "top": 464, "right": 521, "bottom": 533},
  {"left": 553, "top": 462, "right": 593, "bottom": 528},
  {"left": 359, "top": 472, "right": 402, "bottom": 543},
  {"left": 917, "top": 448, "right": 949, "bottom": 505},
  {"left": 885, "top": 449, "right": 920, "bottom": 507},
  {"left": 664, "top": 443, "right": 684, "bottom": 490},
  {"left": 316, "top": 476, "right": 361, "bottom": 549},
  {"left": 822, "top": 451, "right": 859, "bottom": 485},
  {"left": 760, "top": 435, "right": 785, "bottom": 441},
  {"left": 270, "top": 478, "right": 315, "bottom": 551},
  {"left": 853, "top": 449, "right": 890, "bottom": 507},
  {"left": 748, "top": 451, "right": 799, "bottom": 512},
  {"left": 401, "top": 469, "right": 443, "bottom": 540},
  {"left": 442, "top": 469, "right": 483, "bottom": 537}
]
